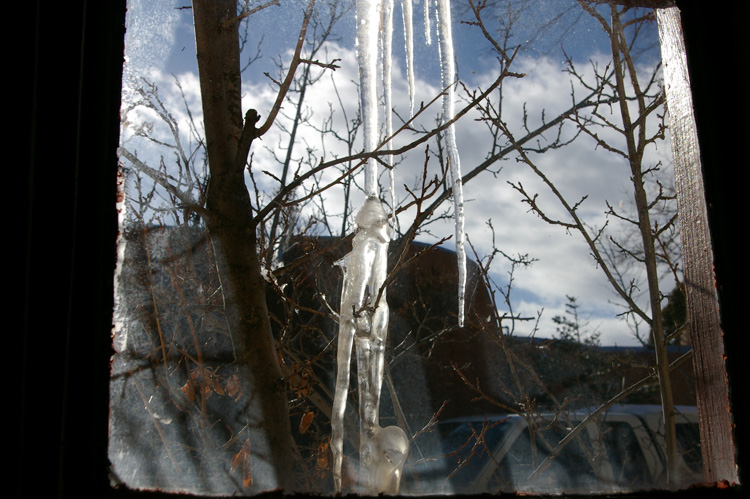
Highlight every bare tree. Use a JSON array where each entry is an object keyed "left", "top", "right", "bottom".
[{"left": 486, "top": 1, "right": 684, "bottom": 484}]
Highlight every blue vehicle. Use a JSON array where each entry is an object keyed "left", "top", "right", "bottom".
[{"left": 401, "top": 404, "right": 702, "bottom": 495}]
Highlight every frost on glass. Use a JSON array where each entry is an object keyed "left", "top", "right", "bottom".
[{"left": 111, "top": 0, "right": 700, "bottom": 496}]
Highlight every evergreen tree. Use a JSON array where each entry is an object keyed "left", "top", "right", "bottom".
[{"left": 552, "top": 295, "right": 601, "bottom": 346}]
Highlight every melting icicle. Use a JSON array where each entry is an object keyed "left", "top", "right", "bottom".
[
  {"left": 333, "top": 0, "right": 467, "bottom": 492},
  {"left": 401, "top": 0, "right": 415, "bottom": 117},
  {"left": 382, "top": 0, "right": 396, "bottom": 240},
  {"left": 436, "top": 0, "right": 467, "bottom": 327},
  {"left": 371, "top": 425, "right": 409, "bottom": 494},
  {"left": 357, "top": 0, "right": 380, "bottom": 196},
  {"left": 334, "top": 3, "right": 393, "bottom": 494},
  {"left": 331, "top": 197, "right": 391, "bottom": 493}
]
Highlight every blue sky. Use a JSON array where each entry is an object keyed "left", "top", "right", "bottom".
[
  {"left": 134, "top": 1, "right": 630, "bottom": 84},
  {"left": 120, "top": 0, "right": 674, "bottom": 346}
]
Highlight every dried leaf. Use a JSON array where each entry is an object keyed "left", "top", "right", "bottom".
[
  {"left": 289, "top": 363, "right": 313, "bottom": 398},
  {"left": 204, "top": 369, "right": 225, "bottom": 396},
  {"left": 225, "top": 373, "right": 242, "bottom": 401},
  {"left": 299, "top": 411, "right": 315, "bottom": 434},
  {"left": 316, "top": 440, "right": 330, "bottom": 472},
  {"left": 180, "top": 378, "right": 196, "bottom": 402},
  {"left": 230, "top": 438, "right": 253, "bottom": 487}
]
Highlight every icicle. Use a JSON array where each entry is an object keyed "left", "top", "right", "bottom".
[
  {"left": 401, "top": 0, "right": 415, "bottom": 117},
  {"left": 388, "top": 164, "right": 397, "bottom": 240},
  {"left": 436, "top": 0, "right": 466, "bottom": 327},
  {"left": 335, "top": 0, "right": 478, "bottom": 492},
  {"left": 424, "top": 0, "right": 432, "bottom": 46},
  {"left": 382, "top": 1, "right": 394, "bottom": 131},
  {"left": 382, "top": 0, "right": 397, "bottom": 240},
  {"left": 334, "top": 3, "right": 392, "bottom": 494},
  {"left": 371, "top": 425, "right": 409, "bottom": 494},
  {"left": 357, "top": 0, "right": 380, "bottom": 196},
  {"left": 331, "top": 197, "right": 391, "bottom": 493}
]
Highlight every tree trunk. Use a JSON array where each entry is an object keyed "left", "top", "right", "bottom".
[
  {"left": 192, "top": 0, "right": 294, "bottom": 491},
  {"left": 608, "top": 5, "right": 678, "bottom": 484}
]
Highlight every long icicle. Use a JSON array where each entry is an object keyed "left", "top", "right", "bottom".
[
  {"left": 436, "top": 0, "right": 466, "bottom": 327},
  {"left": 424, "top": 0, "right": 432, "bottom": 46},
  {"left": 332, "top": 1, "right": 382, "bottom": 494},
  {"left": 337, "top": 1, "right": 462, "bottom": 493},
  {"left": 357, "top": 0, "right": 380, "bottom": 196},
  {"left": 383, "top": 0, "right": 396, "bottom": 238},
  {"left": 331, "top": 197, "right": 392, "bottom": 493},
  {"left": 401, "top": 0, "right": 415, "bottom": 117}
]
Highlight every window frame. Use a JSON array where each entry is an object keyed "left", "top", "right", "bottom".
[
  {"left": 22, "top": 0, "right": 745, "bottom": 496},
  {"left": 655, "top": 2, "right": 737, "bottom": 484}
]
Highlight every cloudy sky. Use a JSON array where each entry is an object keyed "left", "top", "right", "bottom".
[{"left": 120, "top": 0, "right": 677, "bottom": 347}]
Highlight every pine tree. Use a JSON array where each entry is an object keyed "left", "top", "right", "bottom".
[{"left": 552, "top": 295, "right": 601, "bottom": 346}]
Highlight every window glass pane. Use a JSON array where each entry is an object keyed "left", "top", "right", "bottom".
[
  {"left": 675, "top": 422, "right": 702, "bottom": 475},
  {"left": 600, "top": 421, "right": 651, "bottom": 489},
  {"left": 490, "top": 424, "right": 598, "bottom": 493},
  {"left": 111, "top": 0, "right": 702, "bottom": 495}
]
